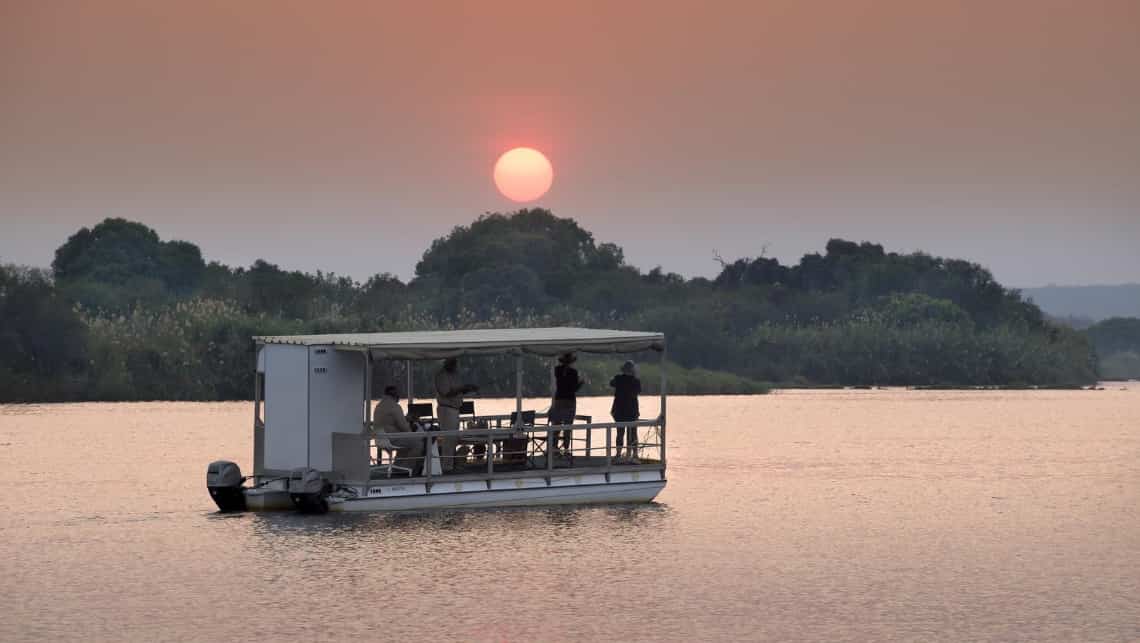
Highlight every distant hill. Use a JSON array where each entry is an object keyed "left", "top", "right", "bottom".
[{"left": 1020, "top": 284, "right": 1140, "bottom": 322}]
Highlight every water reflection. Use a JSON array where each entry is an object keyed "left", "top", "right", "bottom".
[
  {"left": 244, "top": 502, "right": 672, "bottom": 543},
  {"left": 0, "top": 404, "right": 47, "bottom": 416}
]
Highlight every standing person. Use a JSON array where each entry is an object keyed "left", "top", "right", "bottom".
[
  {"left": 435, "top": 357, "right": 478, "bottom": 472},
  {"left": 550, "top": 353, "right": 584, "bottom": 457},
  {"left": 610, "top": 360, "right": 641, "bottom": 464},
  {"left": 372, "top": 385, "right": 425, "bottom": 475}
]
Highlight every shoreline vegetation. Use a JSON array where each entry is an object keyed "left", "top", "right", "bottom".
[
  {"left": 0, "top": 384, "right": 1119, "bottom": 408},
  {"left": 2, "top": 209, "right": 1129, "bottom": 403}
]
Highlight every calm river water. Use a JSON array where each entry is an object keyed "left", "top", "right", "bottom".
[{"left": 2, "top": 388, "right": 1138, "bottom": 642}]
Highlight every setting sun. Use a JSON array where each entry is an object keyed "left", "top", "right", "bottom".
[{"left": 493, "top": 147, "right": 553, "bottom": 202}]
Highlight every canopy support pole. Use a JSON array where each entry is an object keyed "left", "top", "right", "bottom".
[
  {"left": 253, "top": 354, "right": 264, "bottom": 475},
  {"left": 363, "top": 352, "right": 372, "bottom": 431},
  {"left": 253, "top": 368, "right": 262, "bottom": 428},
  {"left": 405, "top": 360, "right": 413, "bottom": 406},
  {"left": 515, "top": 354, "right": 523, "bottom": 417},
  {"left": 660, "top": 345, "right": 667, "bottom": 467}
]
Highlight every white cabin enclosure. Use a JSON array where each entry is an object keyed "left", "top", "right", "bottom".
[{"left": 260, "top": 343, "right": 365, "bottom": 473}]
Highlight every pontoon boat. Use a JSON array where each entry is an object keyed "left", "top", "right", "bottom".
[{"left": 206, "top": 328, "right": 668, "bottom": 513}]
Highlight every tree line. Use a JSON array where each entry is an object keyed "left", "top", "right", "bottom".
[
  {"left": 1084, "top": 317, "right": 1140, "bottom": 380},
  {"left": 0, "top": 210, "right": 1101, "bottom": 402}
]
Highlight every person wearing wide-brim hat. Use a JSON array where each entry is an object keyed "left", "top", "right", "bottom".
[
  {"left": 550, "top": 353, "right": 584, "bottom": 457},
  {"left": 610, "top": 360, "right": 641, "bottom": 464}
]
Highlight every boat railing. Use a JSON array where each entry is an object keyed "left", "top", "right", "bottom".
[{"left": 362, "top": 418, "right": 665, "bottom": 486}]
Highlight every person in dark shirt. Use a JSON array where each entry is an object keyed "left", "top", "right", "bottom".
[
  {"left": 550, "top": 353, "right": 583, "bottom": 456},
  {"left": 610, "top": 360, "right": 641, "bottom": 464}
]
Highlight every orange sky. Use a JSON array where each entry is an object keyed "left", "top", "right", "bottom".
[{"left": 2, "top": 1, "right": 1138, "bottom": 284}]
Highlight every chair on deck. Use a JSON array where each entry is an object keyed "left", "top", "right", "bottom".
[
  {"left": 500, "top": 410, "right": 535, "bottom": 466},
  {"left": 374, "top": 437, "right": 414, "bottom": 478},
  {"left": 509, "top": 410, "right": 536, "bottom": 427},
  {"left": 408, "top": 403, "right": 433, "bottom": 427},
  {"left": 410, "top": 401, "right": 454, "bottom": 473},
  {"left": 460, "top": 400, "right": 489, "bottom": 462}
]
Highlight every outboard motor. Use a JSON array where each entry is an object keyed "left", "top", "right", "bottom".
[
  {"left": 206, "top": 460, "right": 247, "bottom": 512},
  {"left": 289, "top": 468, "right": 331, "bottom": 514}
]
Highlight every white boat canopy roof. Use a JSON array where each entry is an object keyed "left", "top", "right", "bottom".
[{"left": 254, "top": 327, "right": 665, "bottom": 360}]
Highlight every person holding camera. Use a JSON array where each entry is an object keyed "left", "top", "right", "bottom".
[{"left": 435, "top": 357, "right": 478, "bottom": 472}]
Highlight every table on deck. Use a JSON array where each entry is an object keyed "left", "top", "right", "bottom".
[{"left": 453, "top": 412, "right": 587, "bottom": 468}]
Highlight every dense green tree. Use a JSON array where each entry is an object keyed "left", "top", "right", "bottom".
[
  {"left": 863, "top": 293, "right": 972, "bottom": 328},
  {"left": 1099, "top": 351, "right": 1140, "bottom": 380},
  {"left": 1085, "top": 317, "right": 1140, "bottom": 380},
  {"left": 158, "top": 240, "right": 207, "bottom": 295},
  {"left": 198, "top": 261, "right": 243, "bottom": 301},
  {"left": 51, "top": 218, "right": 205, "bottom": 311},
  {"left": 241, "top": 259, "right": 320, "bottom": 319},
  {"left": 457, "top": 264, "right": 545, "bottom": 316},
  {"left": 414, "top": 209, "right": 625, "bottom": 302},
  {"left": 714, "top": 256, "right": 790, "bottom": 289},
  {"left": 0, "top": 264, "right": 89, "bottom": 400},
  {"left": 1085, "top": 317, "right": 1140, "bottom": 355},
  {"left": 355, "top": 273, "right": 409, "bottom": 325}
]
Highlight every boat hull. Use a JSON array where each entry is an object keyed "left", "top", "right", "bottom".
[
  {"left": 244, "top": 487, "right": 293, "bottom": 511},
  {"left": 330, "top": 479, "right": 665, "bottom": 513},
  {"left": 236, "top": 467, "right": 666, "bottom": 514},
  {"left": 237, "top": 472, "right": 666, "bottom": 513}
]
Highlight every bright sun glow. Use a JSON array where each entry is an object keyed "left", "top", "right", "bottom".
[{"left": 493, "top": 147, "right": 553, "bottom": 202}]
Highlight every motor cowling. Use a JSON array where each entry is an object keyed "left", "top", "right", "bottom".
[
  {"left": 289, "top": 468, "right": 331, "bottom": 514},
  {"left": 206, "top": 460, "right": 247, "bottom": 512}
]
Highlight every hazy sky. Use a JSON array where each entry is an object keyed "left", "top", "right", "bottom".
[{"left": 2, "top": 1, "right": 1138, "bottom": 286}]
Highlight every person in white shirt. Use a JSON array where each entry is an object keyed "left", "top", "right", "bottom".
[
  {"left": 434, "top": 358, "right": 478, "bottom": 472},
  {"left": 372, "top": 385, "right": 424, "bottom": 474}
]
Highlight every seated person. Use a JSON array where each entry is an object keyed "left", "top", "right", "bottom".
[{"left": 372, "top": 385, "right": 426, "bottom": 474}]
